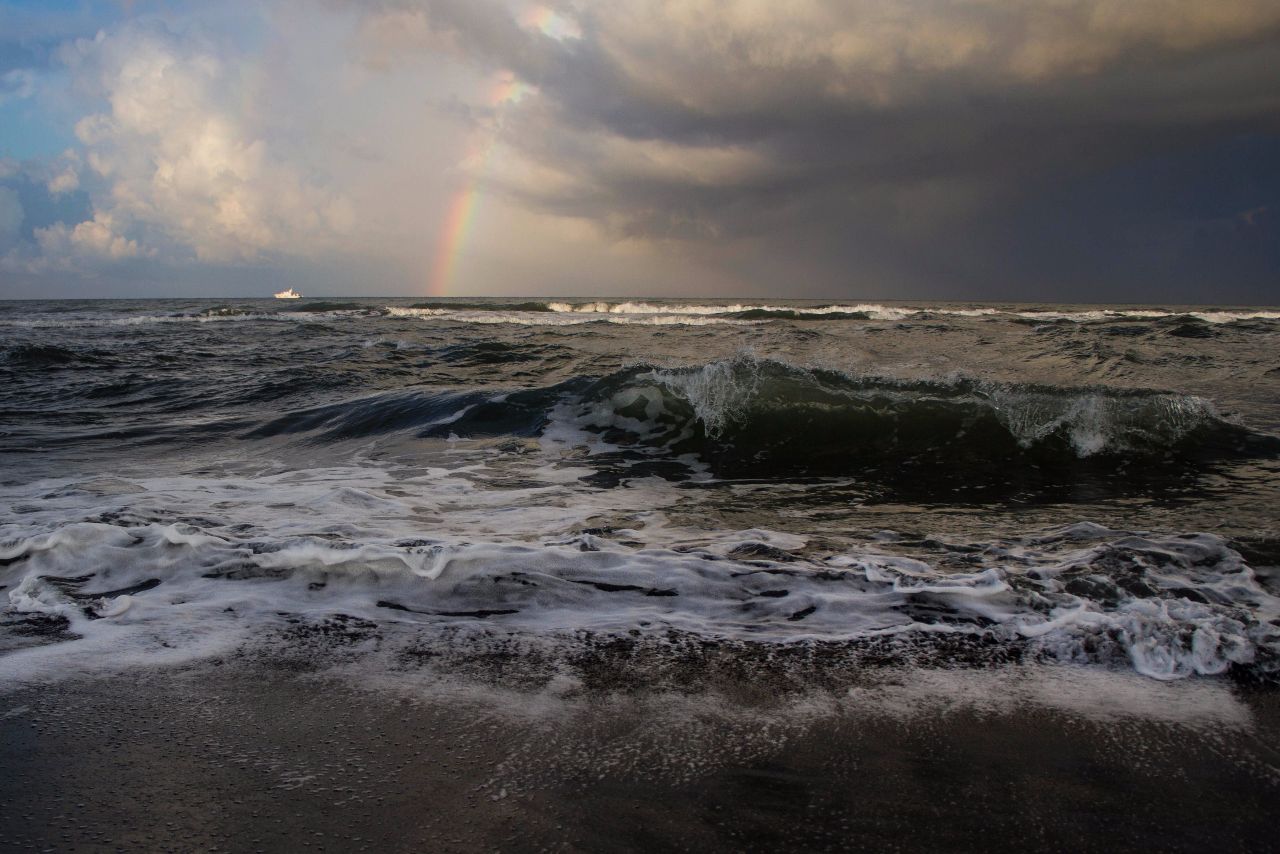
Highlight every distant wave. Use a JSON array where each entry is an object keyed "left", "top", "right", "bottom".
[
  {"left": 382, "top": 301, "right": 1006, "bottom": 325},
  {"left": 386, "top": 306, "right": 759, "bottom": 326},
  {"left": 407, "top": 301, "right": 554, "bottom": 312},
  {"left": 387, "top": 301, "right": 1280, "bottom": 326},
  {"left": 0, "top": 312, "right": 290, "bottom": 329},
  {"left": 0, "top": 305, "right": 387, "bottom": 329},
  {"left": 540, "top": 302, "right": 1279, "bottom": 324},
  {"left": 2, "top": 301, "right": 1276, "bottom": 329},
  {"left": 1014, "top": 308, "right": 1280, "bottom": 324}
]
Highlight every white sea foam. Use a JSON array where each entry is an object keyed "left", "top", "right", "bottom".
[
  {"left": 543, "top": 354, "right": 1233, "bottom": 459},
  {"left": 384, "top": 303, "right": 1280, "bottom": 326},
  {"left": 983, "top": 385, "right": 1221, "bottom": 457},
  {"left": 388, "top": 306, "right": 760, "bottom": 326},
  {"left": 544, "top": 301, "right": 1003, "bottom": 320},
  {"left": 4, "top": 302, "right": 1275, "bottom": 330},
  {"left": 387, "top": 301, "right": 1003, "bottom": 325},
  {"left": 840, "top": 664, "right": 1252, "bottom": 726},
  {"left": 1014, "top": 308, "right": 1280, "bottom": 323},
  {"left": 385, "top": 307, "right": 449, "bottom": 318},
  {"left": 3, "top": 457, "right": 1277, "bottom": 685}
]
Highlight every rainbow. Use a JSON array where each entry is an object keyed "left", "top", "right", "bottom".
[
  {"left": 428, "top": 173, "right": 483, "bottom": 298},
  {"left": 428, "top": 74, "right": 532, "bottom": 297},
  {"left": 427, "top": 7, "right": 573, "bottom": 296}
]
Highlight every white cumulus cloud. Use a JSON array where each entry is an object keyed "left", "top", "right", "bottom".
[
  {"left": 58, "top": 21, "right": 354, "bottom": 263},
  {"left": 46, "top": 164, "right": 79, "bottom": 195},
  {"left": 35, "top": 213, "right": 147, "bottom": 260}
]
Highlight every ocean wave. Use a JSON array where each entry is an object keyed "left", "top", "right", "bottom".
[
  {"left": 398, "top": 303, "right": 1280, "bottom": 328},
  {"left": 245, "top": 387, "right": 540, "bottom": 441},
  {"left": 433, "top": 340, "right": 574, "bottom": 368},
  {"left": 2, "top": 521, "right": 1277, "bottom": 681},
  {"left": 0, "top": 307, "right": 385, "bottom": 329},
  {"left": 4, "top": 301, "right": 1275, "bottom": 329},
  {"left": 532, "top": 302, "right": 1279, "bottom": 324},
  {"left": 1015, "top": 308, "right": 1280, "bottom": 325},
  {"left": 236, "top": 356, "right": 1277, "bottom": 480},
  {"left": 386, "top": 306, "right": 759, "bottom": 326},
  {"left": 281, "top": 302, "right": 386, "bottom": 314},
  {"left": 407, "top": 301, "right": 555, "bottom": 312},
  {"left": 550, "top": 357, "right": 1275, "bottom": 475},
  {"left": 543, "top": 301, "right": 1001, "bottom": 320},
  {"left": 726, "top": 308, "right": 874, "bottom": 321},
  {"left": 382, "top": 301, "right": 1280, "bottom": 327},
  {"left": 1, "top": 344, "right": 112, "bottom": 369},
  {"left": 387, "top": 301, "right": 1004, "bottom": 324},
  {"left": 0, "top": 313, "right": 284, "bottom": 329}
]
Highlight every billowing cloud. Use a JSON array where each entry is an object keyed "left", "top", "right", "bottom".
[
  {"left": 45, "top": 164, "right": 78, "bottom": 195},
  {"left": 35, "top": 211, "right": 146, "bottom": 260},
  {"left": 60, "top": 22, "right": 355, "bottom": 262},
  {"left": 0, "top": 0, "right": 1277, "bottom": 299}
]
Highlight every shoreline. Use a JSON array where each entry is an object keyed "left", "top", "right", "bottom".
[{"left": 3, "top": 661, "right": 1278, "bottom": 852}]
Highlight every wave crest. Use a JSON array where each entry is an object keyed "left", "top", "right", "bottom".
[
  {"left": 553, "top": 356, "right": 1274, "bottom": 475},
  {"left": 242, "top": 356, "right": 1275, "bottom": 479}
]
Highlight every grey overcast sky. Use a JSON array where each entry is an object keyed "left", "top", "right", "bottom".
[{"left": 1, "top": 0, "right": 1278, "bottom": 302}]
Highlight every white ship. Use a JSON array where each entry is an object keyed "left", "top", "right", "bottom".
[{"left": 273, "top": 288, "right": 303, "bottom": 299}]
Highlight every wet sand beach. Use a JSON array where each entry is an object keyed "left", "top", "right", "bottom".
[{"left": 3, "top": 661, "right": 1278, "bottom": 852}]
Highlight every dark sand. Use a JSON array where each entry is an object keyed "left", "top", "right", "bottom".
[{"left": 2, "top": 662, "right": 1279, "bottom": 853}]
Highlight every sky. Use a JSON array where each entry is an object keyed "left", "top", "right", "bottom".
[{"left": 0, "top": 0, "right": 1277, "bottom": 302}]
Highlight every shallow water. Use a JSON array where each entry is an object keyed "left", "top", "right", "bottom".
[{"left": 2, "top": 297, "right": 1279, "bottom": 684}]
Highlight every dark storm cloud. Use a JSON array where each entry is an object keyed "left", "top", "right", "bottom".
[{"left": 370, "top": 0, "right": 1280, "bottom": 300}]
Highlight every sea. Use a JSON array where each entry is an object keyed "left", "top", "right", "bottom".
[{"left": 2, "top": 297, "right": 1280, "bottom": 848}]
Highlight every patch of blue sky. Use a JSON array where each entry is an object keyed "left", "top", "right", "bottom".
[
  {"left": 0, "top": 0, "right": 125, "bottom": 48},
  {"left": 0, "top": 1, "right": 267, "bottom": 159},
  {"left": 0, "top": 95, "right": 78, "bottom": 159}
]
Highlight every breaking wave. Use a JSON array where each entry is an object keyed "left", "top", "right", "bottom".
[
  {"left": 3, "top": 301, "right": 1276, "bottom": 330},
  {"left": 385, "top": 306, "right": 757, "bottom": 326},
  {"left": 250, "top": 356, "right": 1278, "bottom": 477},
  {"left": 376, "top": 301, "right": 1280, "bottom": 328},
  {"left": 562, "top": 357, "right": 1274, "bottom": 473}
]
